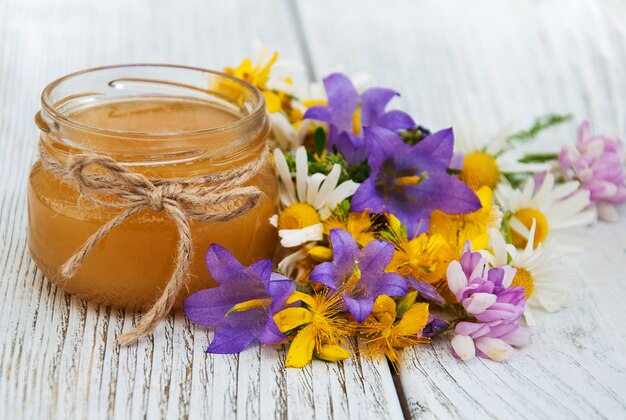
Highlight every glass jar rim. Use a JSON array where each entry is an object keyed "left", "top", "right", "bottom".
[{"left": 40, "top": 63, "right": 267, "bottom": 138}]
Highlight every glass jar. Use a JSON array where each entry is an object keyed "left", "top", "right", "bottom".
[{"left": 28, "top": 64, "right": 278, "bottom": 310}]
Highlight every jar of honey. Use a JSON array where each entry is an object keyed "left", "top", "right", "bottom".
[{"left": 28, "top": 64, "right": 278, "bottom": 310}]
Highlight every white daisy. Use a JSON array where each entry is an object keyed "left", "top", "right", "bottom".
[
  {"left": 482, "top": 220, "right": 573, "bottom": 324},
  {"left": 496, "top": 172, "right": 596, "bottom": 252},
  {"left": 270, "top": 146, "right": 360, "bottom": 248},
  {"left": 453, "top": 104, "right": 552, "bottom": 190}
]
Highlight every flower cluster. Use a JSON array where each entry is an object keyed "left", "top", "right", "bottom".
[{"left": 185, "top": 47, "right": 626, "bottom": 368}]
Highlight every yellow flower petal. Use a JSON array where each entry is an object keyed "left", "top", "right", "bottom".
[
  {"left": 263, "top": 91, "right": 282, "bottom": 113},
  {"left": 225, "top": 298, "right": 272, "bottom": 316},
  {"left": 372, "top": 295, "right": 397, "bottom": 318},
  {"left": 395, "top": 291, "right": 418, "bottom": 314},
  {"left": 394, "top": 303, "right": 429, "bottom": 336},
  {"left": 286, "top": 291, "right": 317, "bottom": 308},
  {"left": 316, "top": 343, "right": 350, "bottom": 362},
  {"left": 273, "top": 307, "right": 313, "bottom": 333},
  {"left": 308, "top": 245, "right": 333, "bottom": 262},
  {"left": 285, "top": 325, "right": 316, "bottom": 368}
]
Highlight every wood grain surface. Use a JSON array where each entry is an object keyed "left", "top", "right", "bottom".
[{"left": 1, "top": 0, "right": 625, "bottom": 419}]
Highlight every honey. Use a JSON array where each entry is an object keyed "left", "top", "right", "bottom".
[{"left": 28, "top": 65, "right": 278, "bottom": 309}]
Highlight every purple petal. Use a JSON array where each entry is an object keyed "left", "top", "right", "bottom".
[
  {"left": 422, "top": 318, "right": 449, "bottom": 337},
  {"left": 358, "top": 240, "right": 395, "bottom": 277},
  {"left": 343, "top": 296, "right": 374, "bottom": 323},
  {"left": 304, "top": 105, "right": 332, "bottom": 123},
  {"left": 415, "top": 172, "right": 482, "bottom": 215},
  {"left": 183, "top": 284, "right": 266, "bottom": 327},
  {"left": 256, "top": 319, "right": 286, "bottom": 345},
  {"left": 363, "top": 127, "right": 407, "bottom": 170},
  {"left": 372, "top": 272, "right": 408, "bottom": 297},
  {"left": 207, "top": 327, "right": 256, "bottom": 354},
  {"left": 455, "top": 321, "right": 491, "bottom": 338},
  {"left": 267, "top": 272, "right": 297, "bottom": 313},
  {"left": 205, "top": 244, "right": 247, "bottom": 285},
  {"left": 324, "top": 73, "right": 360, "bottom": 132},
  {"left": 375, "top": 110, "right": 416, "bottom": 131},
  {"left": 360, "top": 87, "right": 399, "bottom": 127},
  {"left": 309, "top": 261, "right": 341, "bottom": 290},
  {"left": 350, "top": 178, "right": 387, "bottom": 213},
  {"left": 329, "top": 229, "right": 360, "bottom": 275},
  {"left": 412, "top": 127, "right": 454, "bottom": 170},
  {"left": 250, "top": 259, "right": 273, "bottom": 286},
  {"left": 406, "top": 277, "right": 444, "bottom": 303}
]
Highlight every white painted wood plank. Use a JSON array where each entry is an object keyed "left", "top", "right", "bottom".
[
  {"left": 0, "top": 0, "right": 407, "bottom": 418},
  {"left": 297, "top": 0, "right": 626, "bottom": 418}
]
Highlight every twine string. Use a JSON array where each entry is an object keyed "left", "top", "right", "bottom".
[{"left": 39, "top": 144, "right": 268, "bottom": 346}]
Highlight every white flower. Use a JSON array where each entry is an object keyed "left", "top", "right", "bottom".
[
  {"left": 496, "top": 173, "right": 596, "bottom": 252},
  {"left": 271, "top": 146, "right": 359, "bottom": 248},
  {"left": 453, "top": 103, "right": 552, "bottom": 189},
  {"left": 269, "top": 112, "right": 311, "bottom": 151},
  {"left": 482, "top": 221, "right": 573, "bottom": 323}
]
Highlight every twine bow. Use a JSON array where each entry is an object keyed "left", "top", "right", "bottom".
[{"left": 39, "top": 145, "right": 268, "bottom": 346}]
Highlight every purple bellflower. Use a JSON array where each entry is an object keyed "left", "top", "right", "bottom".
[
  {"left": 309, "top": 228, "right": 408, "bottom": 322},
  {"left": 350, "top": 126, "right": 481, "bottom": 237},
  {"left": 304, "top": 73, "right": 415, "bottom": 163},
  {"left": 184, "top": 244, "right": 295, "bottom": 354}
]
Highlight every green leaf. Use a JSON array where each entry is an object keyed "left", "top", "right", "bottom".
[
  {"left": 314, "top": 127, "right": 326, "bottom": 156},
  {"left": 518, "top": 152, "right": 559, "bottom": 163},
  {"left": 506, "top": 113, "right": 573, "bottom": 144}
]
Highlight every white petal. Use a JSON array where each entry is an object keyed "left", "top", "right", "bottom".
[
  {"left": 446, "top": 261, "right": 468, "bottom": 296},
  {"left": 475, "top": 337, "right": 514, "bottom": 362},
  {"left": 552, "top": 181, "right": 581, "bottom": 200},
  {"left": 597, "top": 202, "right": 619, "bottom": 222},
  {"left": 451, "top": 335, "right": 476, "bottom": 361},
  {"left": 523, "top": 307, "right": 535, "bottom": 327},
  {"left": 524, "top": 219, "right": 537, "bottom": 254},
  {"left": 273, "top": 148, "right": 297, "bottom": 205},
  {"left": 269, "top": 113, "right": 297, "bottom": 150},
  {"left": 509, "top": 216, "right": 530, "bottom": 240},
  {"left": 269, "top": 214, "right": 278, "bottom": 227},
  {"left": 314, "top": 164, "right": 341, "bottom": 209},
  {"left": 278, "top": 223, "right": 324, "bottom": 248},
  {"left": 533, "top": 173, "right": 554, "bottom": 208},
  {"left": 487, "top": 228, "right": 509, "bottom": 266},
  {"left": 326, "top": 180, "right": 360, "bottom": 211},
  {"left": 295, "top": 146, "right": 308, "bottom": 202},
  {"left": 501, "top": 266, "right": 517, "bottom": 288},
  {"left": 306, "top": 173, "right": 326, "bottom": 205}
]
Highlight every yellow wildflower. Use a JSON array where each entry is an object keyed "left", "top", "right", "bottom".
[
  {"left": 324, "top": 212, "right": 377, "bottom": 247},
  {"left": 388, "top": 233, "right": 454, "bottom": 287},
  {"left": 273, "top": 290, "right": 353, "bottom": 368},
  {"left": 359, "top": 295, "right": 430, "bottom": 368},
  {"left": 430, "top": 186, "right": 502, "bottom": 253}
]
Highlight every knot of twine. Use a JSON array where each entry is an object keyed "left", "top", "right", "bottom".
[{"left": 39, "top": 144, "right": 269, "bottom": 346}]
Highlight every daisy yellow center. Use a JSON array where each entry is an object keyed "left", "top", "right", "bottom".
[
  {"left": 511, "top": 267, "right": 534, "bottom": 298},
  {"left": 460, "top": 152, "right": 500, "bottom": 189},
  {"left": 511, "top": 208, "right": 549, "bottom": 248},
  {"left": 278, "top": 203, "right": 321, "bottom": 230}
]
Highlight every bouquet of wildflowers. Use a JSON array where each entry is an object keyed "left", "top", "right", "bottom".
[{"left": 184, "top": 45, "right": 626, "bottom": 368}]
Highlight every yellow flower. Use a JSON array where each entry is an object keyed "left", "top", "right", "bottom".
[
  {"left": 224, "top": 52, "right": 278, "bottom": 90},
  {"left": 359, "top": 295, "right": 430, "bottom": 368},
  {"left": 324, "top": 212, "right": 377, "bottom": 247},
  {"left": 273, "top": 291, "right": 353, "bottom": 368},
  {"left": 430, "top": 186, "right": 502, "bottom": 253},
  {"left": 388, "top": 233, "right": 454, "bottom": 287}
]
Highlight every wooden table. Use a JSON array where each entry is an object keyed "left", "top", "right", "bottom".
[{"left": 1, "top": 0, "right": 625, "bottom": 418}]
